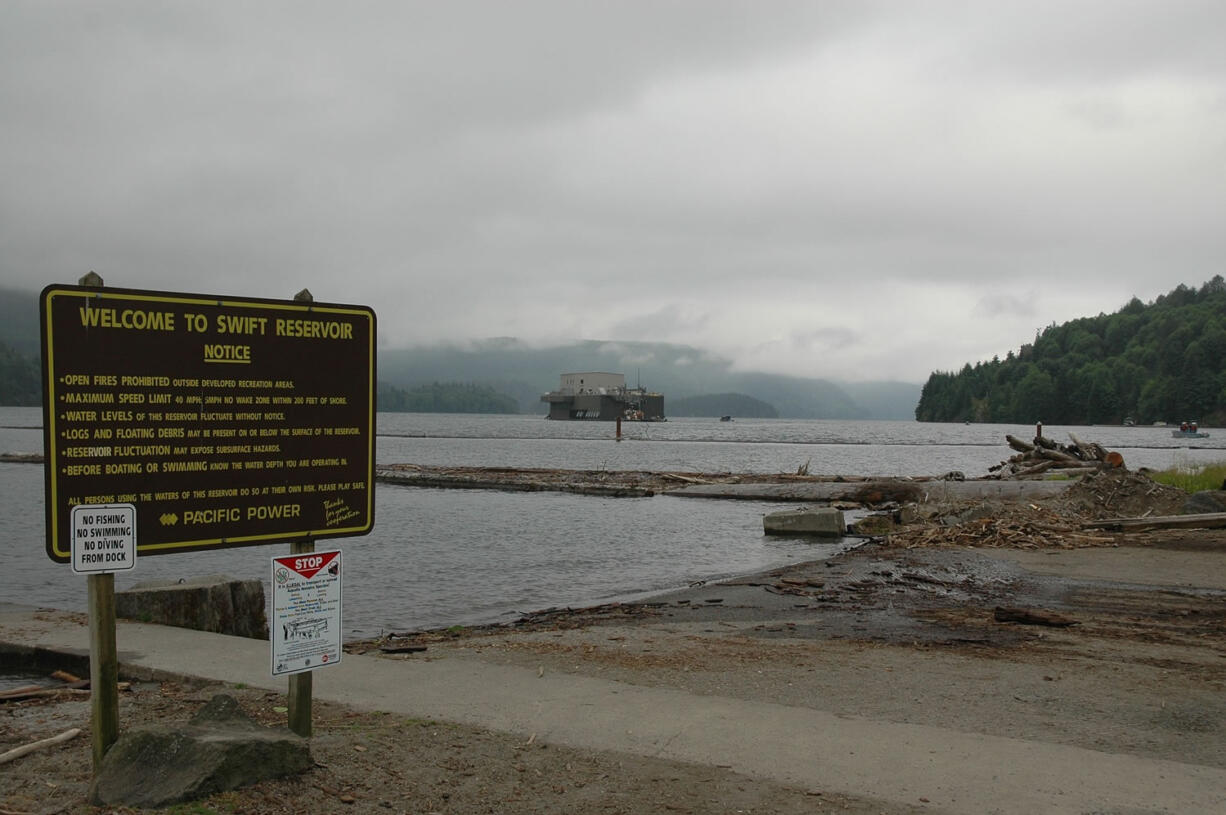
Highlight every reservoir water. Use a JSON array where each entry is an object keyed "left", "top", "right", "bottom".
[{"left": 3, "top": 407, "right": 1222, "bottom": 639}]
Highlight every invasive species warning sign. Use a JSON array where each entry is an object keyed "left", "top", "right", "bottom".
[
  {"left": 71, "top": 504, "right": 137, "bottom": 574},
  {"left": 40, "top": 285, "right": 376, "bottom": 563},
  {"left": 271, "top": 549, "right": 342, "bottom": 676}
]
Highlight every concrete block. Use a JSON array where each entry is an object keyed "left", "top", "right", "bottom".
[
  {"left": 116, "top": 574, "right": 268, "bottom": 639},
  {"left": 763, "top": 507, "right": 845, "bottom": 537}
]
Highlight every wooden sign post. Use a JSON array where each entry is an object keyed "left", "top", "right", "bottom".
[
  {"left": 77, "top": 271, "right": 121, "bottom": 773},
  {"left": 40, "top": 277, "right": 376, "bottom": 766},
  {"left": 288, "top": 287, "right": 314, "bottom": 738}
]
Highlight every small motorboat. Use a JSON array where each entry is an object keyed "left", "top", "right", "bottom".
[
  {"left": 719, "top": 415, "right": 733, "bottom": 422},
  {"left": 1172, "top": 421, "right": 1210, "bottom": 439}
]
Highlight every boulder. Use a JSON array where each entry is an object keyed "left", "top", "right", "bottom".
[
  {"left": 116, "top": 574, "right": 268, "bottom": 639},
  {"left": 90, "top": 694, "right": 312, "bottom": 808},
  {"left": 1182, "top": 490, "right": 1226, "bottom": 515},
  {"left": 763, "top": 507, "right": 845, "bottom": 537}
]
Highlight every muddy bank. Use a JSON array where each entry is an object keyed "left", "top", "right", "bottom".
[
  {"left": 357, "top": 527, "right": 1226, "bottom": 775},
  {"left": 350, "top": 468, "right": 1226, "bottom": 778}
]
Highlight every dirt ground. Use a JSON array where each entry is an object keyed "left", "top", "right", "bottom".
[{"left": 3, "top": 469, "right": 1225, "bottom": 814}]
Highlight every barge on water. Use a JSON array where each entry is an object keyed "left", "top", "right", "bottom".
[{"left": 541, "top": 372, "right": 665, "bottom": 421}]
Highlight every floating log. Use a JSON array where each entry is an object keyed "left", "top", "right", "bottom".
[
  {"left": 661, "top": 473, "right": 712, "bottom": 485},
  {"left": 0, "top": 452, "right": 44, "bottom": 464},
  {"left": 993, "top": 606, "right": 1078, "bottom": 627}
]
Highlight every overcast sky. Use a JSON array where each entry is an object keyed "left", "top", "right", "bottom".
[{"left": 2, "top": 1, "right": 1223, "bottom": 383}]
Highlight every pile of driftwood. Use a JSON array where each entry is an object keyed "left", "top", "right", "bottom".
[
  {"left": 990, "top": 431, "right": 1123, "bottom": 479},
  {"left": 887, "top": 513, "right": 1115, "bottom": 550}
]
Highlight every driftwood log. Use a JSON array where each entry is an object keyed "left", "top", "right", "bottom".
[
  {"left": 1083, "top": 512, "right": 1226, "bottom": 533},
  {"left": 0, "top": 728, "right": 82, "bottom": 765},
  {"left": 1036, "top": 447, "right": 1082, "bottom": 465},
  {"left": 1005, "top": 434, "right": 1034, "bottom": 454},
  {"left": 1068, "top": 432, "right": 1109, "bottom": 463},
  {"left": 994, "top": 432, "right": 1123, "bottom": 480},
  {"left": 377, "top": 643, "right": 429, "bottom": 654}
]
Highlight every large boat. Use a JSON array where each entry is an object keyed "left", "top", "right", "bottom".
[
  {"left": 1172, "top": 421, "right": 1210, "bottom": 439},
  {"left": 541, "top": 372, "right": 665, "bottom": 421}
]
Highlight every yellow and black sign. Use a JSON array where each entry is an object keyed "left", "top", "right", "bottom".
[{"left": 40, "top": 285, "right": 376, "bottom": 563}]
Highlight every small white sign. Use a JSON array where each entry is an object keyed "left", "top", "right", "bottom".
[
  {"left": 70, "top": 504, "right": 137, "bottom": 574},
  {"left": 271, "top": 549, "right": 343, "bottom": 676}
]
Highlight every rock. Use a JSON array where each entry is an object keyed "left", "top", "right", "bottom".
[
  {"left": 1182, "top": 490, "right": 1226, "bottom": 515},
  {"left": 116, "top": 574, "right": 268, "bottom": 639},
  {"left": 849, "top": 514, "right": 894, "bottom": 535},
  {"left": 763, "top": 507, "right": 845, "bottom": 537},
  {"left": 90, "top": 694, "right": 312, "bottom": 808}
]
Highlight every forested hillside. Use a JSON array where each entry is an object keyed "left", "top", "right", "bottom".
[
  {"left": 378, "top": 341, "right": 920, "bottom": 419},
  {"left": 0, "top": 286, "right": 921, "bottom": 417},
  {"left": 916, "top": 278, "right": 1226, "bottom": 425},
  {"left": 378, "top": 382, "right": 520, "bottom": 414},
  {"left": 0, "top": 341, "right": 40, "bottom": 406},
  {"left": 668, "top": 393, "right": 779, "bottom": 418},
  {"left": 0, "top": 288, "right": 40, "bottom": 406}
]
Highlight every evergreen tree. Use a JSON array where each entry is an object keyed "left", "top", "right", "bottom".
[
  {"left": 0, "top": 342, "right": 40, "bottom": 406},
  {"left": 377, "top": 382, "right": 520, "bottom": 414},
  {"left": 915, "top": 277, "right": 1226, "bottom": 424}
]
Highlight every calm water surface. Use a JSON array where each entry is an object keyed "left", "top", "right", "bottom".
[{"left": 3, "top": 407, "right": 1221, "bottom": 639}]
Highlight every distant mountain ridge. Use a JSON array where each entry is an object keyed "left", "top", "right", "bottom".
[
  {"left": 0, "top": 287, "right": 40, "bottom": 405},
  {"left": 379, "top": 339, "right": 921, "bottom": 419},
  {"left": 0, "top": 287, "right": 40, "bottom": 357},
  {"left": 669, "top": 393, "right": 778, "bottom": 418},
  {"left": 0, "top": 287, "right": 921, "bottom": 416}
]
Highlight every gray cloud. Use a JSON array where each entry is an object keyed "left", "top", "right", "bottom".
[{"left": 2, "top": 1, "right": 1223, "bottom": 383}]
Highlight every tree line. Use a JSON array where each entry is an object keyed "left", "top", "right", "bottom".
[
  {"left": 915, "top": 277, "right": 1226, "bottom": 425},
  {"left": 668, "top": 392, "right": 779, "bottom": 418},
  {"left": 0, "top": 342, "right": 40, "bottom": 406}
]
